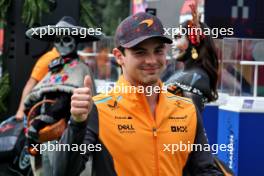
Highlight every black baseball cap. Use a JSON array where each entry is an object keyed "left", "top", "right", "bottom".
[{"left": 114, "top": 12, "right": 172, "bottom": 48}]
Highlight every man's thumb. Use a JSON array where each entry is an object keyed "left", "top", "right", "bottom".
[{"left": 84, "top": 75, "right": 92, "bottom": 88}]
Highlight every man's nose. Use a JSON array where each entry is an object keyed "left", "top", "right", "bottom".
[{"left": 145, "top": 53, "right": 157, "bottom": 64}]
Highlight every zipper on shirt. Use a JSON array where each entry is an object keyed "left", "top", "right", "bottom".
[
  {"left": 139, "top": 93, "right": 160, "bottom": 176},
  {"left": 153, "top": 127, "right": 157, "bottom": 137},
  {"left": 153, "top": 127, "right": 159, "bottom": 176}
]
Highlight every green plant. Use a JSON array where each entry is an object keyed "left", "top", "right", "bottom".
[
  {"left": 22, "top": 0, "right": 98, "bottom": 28},
  {"left": 0, "top": 72, "right": 10, "bottom": 113},
  {"left": 22, "top": 0, "right": 50, "bottom": 27},
  {"left": 1, "top": 0, "right": 51, "bottom": 27},
  {"left": 0, "top": 0, "right": 11, "bottom": 22},
  {"left": 80, "top": 0, "right": 96, "bottom": 27}
]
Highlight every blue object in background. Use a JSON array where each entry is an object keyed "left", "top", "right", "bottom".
[
  {"left": 218, "top": 108, "right": 264, "bottom": 176},
  {"left": 205, "top": 0, "right": 264, "bottom": 38},
  {"left": 202, "top": 104, "right": 219, "bottom": 146}
]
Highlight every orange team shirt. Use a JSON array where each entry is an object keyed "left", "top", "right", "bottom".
[{"left": 30, "top": 47, "right": 60, "bottom": 81}]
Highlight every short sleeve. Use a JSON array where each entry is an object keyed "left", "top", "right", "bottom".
[{"left": 30, "top": 48, "right": 60, "bottom": 81}]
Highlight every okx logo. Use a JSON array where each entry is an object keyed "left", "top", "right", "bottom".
[
  {"left": 118, "top": 124, "right": 135, "bottom": 134},
  {"left": 171, "top": 126, "right": 187, "bottom": 133}
]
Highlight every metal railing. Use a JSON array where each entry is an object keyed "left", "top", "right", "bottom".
[{"left": 240, "top": 61, "right": 264, "bottom": 97}]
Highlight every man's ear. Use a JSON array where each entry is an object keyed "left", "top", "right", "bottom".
[{"left": 112, "top": 48, "right": 124, "bottom": 66}]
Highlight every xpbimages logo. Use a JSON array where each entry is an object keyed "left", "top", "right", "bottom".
[
  {"left": 163, "top": 141, "right": 233, "bottom": 155},
  {"left": 31, "top": 141, "right": 102, "bottom": 155},
  {"left": 30, "top": 25, "right": 102, "bottom": 39},
  {"left": 163, "top": 25, "right": 234, "bottom": 39}
]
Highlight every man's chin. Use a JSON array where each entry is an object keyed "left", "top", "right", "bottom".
[{"left": 140, "top": 75, "right": 159, "bottom": 86}]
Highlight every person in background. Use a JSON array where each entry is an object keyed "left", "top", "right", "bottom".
[
  {"left": 15, "top": 47, "right": 60, "bottom": 120},
  {"left": 78, "top": 45, "right": 119, "bottom": 81},
  {"left": 166, "top": 4, "right": 233, "bottom": 175},
  {"left": 166, "top": 3, "right": 219, "bottom": 113},
  {"left": 78, "top": 43, "right": 97, "bottom": 73},
  {"left": 24, "top": 16, "right": 100, "bottom": 176},
  {"left": 95, "top": 47, "right": 118, "bottom": 81}
]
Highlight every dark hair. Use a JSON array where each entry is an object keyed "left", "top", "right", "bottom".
[
  {"left": 118, "top": 46, "right": 126, "bottom": 56},
  {"left": 116, "top": 46, "right": 125, "bottom": 73},
  {"left": 182, "top": 21, "right": 219, "bottom": 102}
]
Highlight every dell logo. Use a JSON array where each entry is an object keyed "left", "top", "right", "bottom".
[{"left": 118, "top": 124, "right": 135, "bottom": 130}]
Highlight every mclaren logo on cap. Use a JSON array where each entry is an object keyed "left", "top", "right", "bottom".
[{"left": 140, "top": 19, "right": 154, "bottom": 27}]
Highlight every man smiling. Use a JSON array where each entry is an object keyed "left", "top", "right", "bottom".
[{"left": 53, "top": 12, "right": 222, "bottom": 176}]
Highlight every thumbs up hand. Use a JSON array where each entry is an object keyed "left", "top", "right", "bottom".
[{"left": 71, "top": 75, "right": 93, "bottom": 122}]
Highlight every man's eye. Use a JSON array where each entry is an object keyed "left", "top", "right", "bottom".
[
  {"left": 135, "top": 51, "right": 146, "bottom": 55},
  {"left": 155, "top": 49, "right": 164, "bottom": 54}
]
